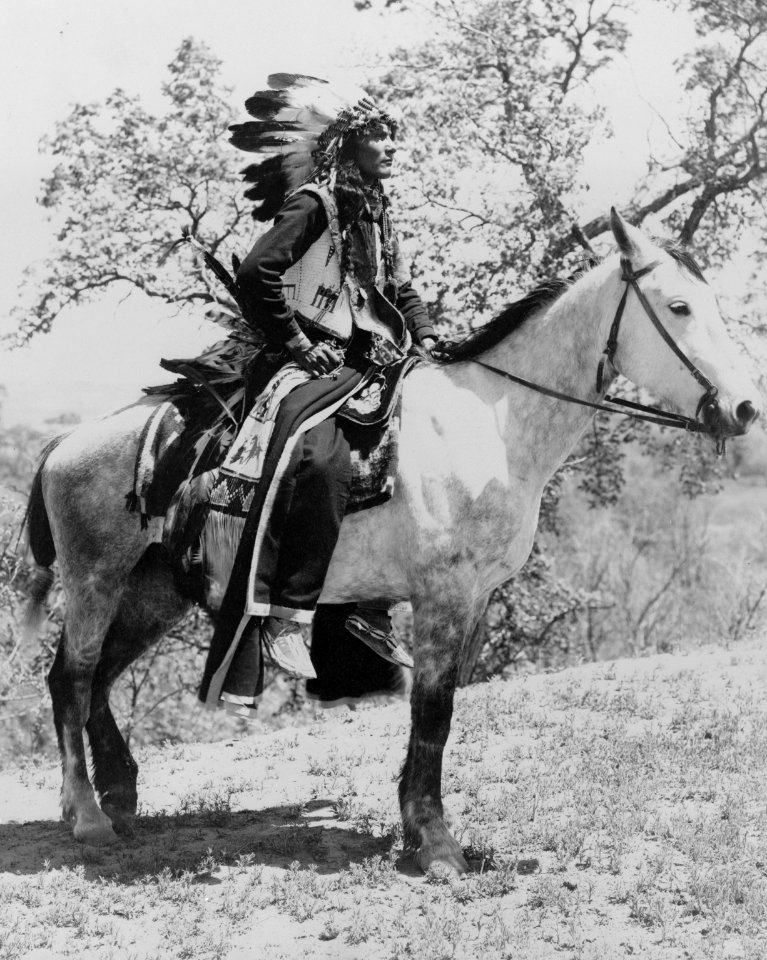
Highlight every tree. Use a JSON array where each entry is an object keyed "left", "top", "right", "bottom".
[
  {"left": 17, "top": 8, "right": 767, "bottom": 339},
  {"left": 11, "top": 38, "right": 252, "bottom": 344},
  {"left": 648, "top": 0, "right": 767, "bottom": 252},
  {"left": 369, "top": 0, "right": 631, "bottom": 321},
  {"left": 362, "top": 0, "right": 767, "bottom": 323}
]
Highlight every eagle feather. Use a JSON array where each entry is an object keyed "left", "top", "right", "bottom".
[{"left": 230, "top": 73, "right": 381, "bottom": 221}]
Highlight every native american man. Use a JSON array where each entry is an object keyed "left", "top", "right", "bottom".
[{"left": 208, "top": 74, "right": 436, "bottom": 694}]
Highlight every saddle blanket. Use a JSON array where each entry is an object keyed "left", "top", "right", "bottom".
[{"left": 127, "top": 355, "right": 420, "bottom": 548}]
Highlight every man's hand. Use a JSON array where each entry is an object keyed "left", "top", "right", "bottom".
[
  {"left": 419, "top": 336, "right": 437, "bottom": 356},
  {"left": 286, "top": 335, "right": 343, "bottom": 376}
]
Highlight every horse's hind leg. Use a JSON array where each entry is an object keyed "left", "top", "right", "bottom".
[
  {"left": 48, "top": 583, "right": 126, "bottom": 846},
  {"left": 399, "top": 592, "right": 477, "bottom": 874},
  {"left": 87, "top": 641, "right": 145, "bottom": 831},
  {"left": 39, "top": 406, "right": 165, "bottom": 843},
  {"left": 86, "top": 546, "right": 192, "bottom": 829},
  {"left": 87, "top": 629, "right": 157, "bottom": 831}
]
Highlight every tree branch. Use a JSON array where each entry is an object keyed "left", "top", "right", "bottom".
[{"left": 581, "top": 174, "right": 705, "bottom": 239}]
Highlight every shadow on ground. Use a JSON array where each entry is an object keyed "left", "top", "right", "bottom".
[{"left": 0, "top": 800, "right": 397, "bottom": 880}]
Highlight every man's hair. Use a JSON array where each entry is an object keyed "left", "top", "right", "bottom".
[{"left": 315, "top": 127, "right": 392, "bottom": 290}]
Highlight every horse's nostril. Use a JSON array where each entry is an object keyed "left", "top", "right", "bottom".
[{"left": 736, "top": 400, "right": 758, "bottom": 425}]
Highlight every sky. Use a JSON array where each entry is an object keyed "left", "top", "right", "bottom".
[{"left": 0, "top": 0, "right": 704, "bottom": 428}]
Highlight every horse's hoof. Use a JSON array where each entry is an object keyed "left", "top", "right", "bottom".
[
  {"left": 417, "top": 843, "right": 469, "bottom": 876},
  {"left": 73, "top": 814, "right": 119, "bottom": 847}
]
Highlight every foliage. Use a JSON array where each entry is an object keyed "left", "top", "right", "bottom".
[
  {"left": 11, "top": 38, "right": 251, "bottom": 344},
  {"left": 0, "top": 424, "right": 46, "bottom": 496},
  {"left": 552, "top": 463, "right": 767, "bottom": 661},
  {"left": 669, "top": 0, "right": 767, "bottom": 251},
  {"left": 371, "top": 0, "right": 630, "bottom": 323},
  {"left": 463, "top": 437, "right": 762, "bottom": 682},
  {"left": 0, "top": 495, "right": 59, "bottom": 762},
  {"left": 0, "top": 387, "right": 45, "bottom": 494},
  {"left": 362, "top": 0, "right": 767, "bottom": 323},
  {"left": 17, "top": 6, "right": 767, "bottom": 342},
  {"left": 477, "top": 544, "right": 598, "bottom": 675}
]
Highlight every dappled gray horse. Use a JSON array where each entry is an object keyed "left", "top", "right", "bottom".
[{"left": 23, "top": 211, "right": 759, "bottom": 872}]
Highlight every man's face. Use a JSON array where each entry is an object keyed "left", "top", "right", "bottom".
[{"left": 354, "top": 126, "right": 396, "bottom": 181}]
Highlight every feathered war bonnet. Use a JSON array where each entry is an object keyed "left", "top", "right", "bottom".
[{"left": 228, "top": 73, "right": 398, "bottom": 221}]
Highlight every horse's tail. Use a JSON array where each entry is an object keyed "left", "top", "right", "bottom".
[{"left": 21, "top": 435, "right": 65, "bottom": 637}]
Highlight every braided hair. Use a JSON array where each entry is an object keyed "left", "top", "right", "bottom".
[{"left": 312, "top": 121, "right": 396, "bottom": 292}]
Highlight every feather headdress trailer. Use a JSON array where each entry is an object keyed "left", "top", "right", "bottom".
[{"left": 229, "top": 73, "right": 397, "bottom": 221}]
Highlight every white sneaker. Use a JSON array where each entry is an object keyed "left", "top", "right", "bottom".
[{"left": 260, "top": 617, "right": 317, "bottom": 679}]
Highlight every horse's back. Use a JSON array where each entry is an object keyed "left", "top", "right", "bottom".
[{"left": 44, "top": 400, "right": 156, "bottom": 474}]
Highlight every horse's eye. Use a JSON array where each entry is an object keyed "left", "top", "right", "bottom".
[{"left": 669, "top": 301, "right": 691, "bottom": 316}]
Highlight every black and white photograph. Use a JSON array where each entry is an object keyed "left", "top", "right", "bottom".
[{"left": 2, "top": 1, "right": 767, "bottom": 957}]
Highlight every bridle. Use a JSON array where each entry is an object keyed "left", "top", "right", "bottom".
[
  {"left": 467, "top": 255, "right": 723, "bottom": 450},
  {"left": 596, "top": 257, "right": 719, "bottom": 420}
]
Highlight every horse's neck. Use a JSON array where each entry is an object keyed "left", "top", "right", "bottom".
[{"left": 476, "top": 262, "right": 616, "bottom": 474}]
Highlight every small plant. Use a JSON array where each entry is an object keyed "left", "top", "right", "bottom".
[
  {"left": 346, "top": 855, "right": 398, "bottom": 889},
  {"left": 344, "top": 906, "right": 377, "bottom": 945},
  {"left": 179, "top": 784, "right": 234, "bottom": 824},
  {"left": 269, "top": 861, "right": 327, "bottom": 922}
]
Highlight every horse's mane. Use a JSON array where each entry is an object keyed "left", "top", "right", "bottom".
[
  {"left": 433, "top": 241, "right": 706, "bottom": 364},
  {"left": 433, "top": 278, "right": 570, "bottom": 363}
]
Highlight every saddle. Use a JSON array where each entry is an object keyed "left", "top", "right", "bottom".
[{"left": 128, "top": 348, "right": 420, "bottom": 568}]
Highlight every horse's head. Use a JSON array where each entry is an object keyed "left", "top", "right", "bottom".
[{"left": 606, "top": 209, "right": 760, "bottom": 441}]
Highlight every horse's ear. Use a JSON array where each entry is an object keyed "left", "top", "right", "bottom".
[{"left": 610, "top": 207, "right": 642, "bottom": 258}]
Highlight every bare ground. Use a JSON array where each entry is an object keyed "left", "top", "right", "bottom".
[{"left": 3, "top": 638, "right": 767, "bottom": 959}]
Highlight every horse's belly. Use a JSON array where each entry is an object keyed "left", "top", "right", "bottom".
[
  {"left": 320, "top": 498, "right": 411, "bottom": 603},
  {"left": 321, "top": 470, "right": 542, "bottom": 607}
]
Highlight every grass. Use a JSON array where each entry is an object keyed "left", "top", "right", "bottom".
[{"left": 3, "top": 640, "right": 767, "bottom": 958}]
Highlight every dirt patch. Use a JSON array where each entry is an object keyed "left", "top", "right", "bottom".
[{"left": 3, "top": 640, "right": 767, "bottom": 959}]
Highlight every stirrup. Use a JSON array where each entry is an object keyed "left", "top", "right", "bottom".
[
  {"left": 260, "top": 617, "right": 316, "bottom": 680},
  {"left": 344, "top": 612, "right": 414, "bottom": 669}
]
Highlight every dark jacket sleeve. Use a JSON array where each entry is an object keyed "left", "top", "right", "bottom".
[
  {"left": 235, "top": 192, "right": 326, "bottom": 346},
  {"left": 396, "top": 281, "right": 435, "bottom": 343}
]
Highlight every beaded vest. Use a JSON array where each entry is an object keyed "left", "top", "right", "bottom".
[{"left": 281, "top": 185, "right": 407, "bottom": 348}]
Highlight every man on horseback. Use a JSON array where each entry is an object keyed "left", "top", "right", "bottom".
[
  {"left": 206, "top": 74, "right": 436, "bottom": 697},
  {"left": 24, "top": 148, "right": 762, "bottom": 849}
]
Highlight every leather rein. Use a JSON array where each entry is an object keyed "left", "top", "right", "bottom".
[{"left": 468, "top": 256, "right": 723, "bottom": 449}]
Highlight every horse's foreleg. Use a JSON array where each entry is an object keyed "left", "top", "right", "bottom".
[
  {"left": 399, "top": 593, "right": 477, "bottom": 874},
  {"left": 49, "top": 584, "right": 125, "bottom": 845}
]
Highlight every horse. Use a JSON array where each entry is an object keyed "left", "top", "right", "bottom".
[{"left": 22, "top": 210, "right": 760, "bottom": 873}]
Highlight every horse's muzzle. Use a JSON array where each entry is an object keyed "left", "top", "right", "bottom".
[
  {"left": 701, "top": 396, "right": 760, "bottom": 438},
  {"left": 736, "top": 400, "right": 759, "bottom": 429}
]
